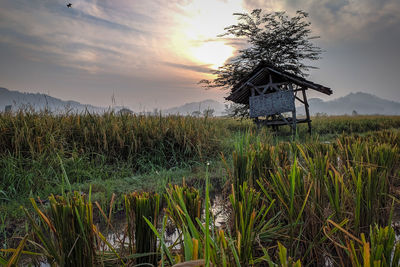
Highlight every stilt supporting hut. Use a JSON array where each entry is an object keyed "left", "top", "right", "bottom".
[{"left": 226, "top": 62, "right": 332, "bottom": 134}]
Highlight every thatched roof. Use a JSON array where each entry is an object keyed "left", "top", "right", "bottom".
[{"left": 226, "top": 62, "right": 332, "bottom": 105}]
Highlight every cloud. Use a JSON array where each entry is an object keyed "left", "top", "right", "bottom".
[
  {"left": 1, "top": 0, "right": 398, "bottom": 108},
  {"left": 0, "top": 0, "right": 178, "bottom": 75},
  {"left": 0, "top": 0, "right": 245, "bottom": 78},
  {"left": 57, "top": 7, "right": 142, "bottom": 33},
  {"left": 243, "top": 0, "right": 400, "bottom": 41},
  {"left": 163, "top": 62, "right": 213, "bottom": 74}
]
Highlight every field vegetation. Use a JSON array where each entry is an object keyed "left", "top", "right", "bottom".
[{"left": 1, "top": 111, "right": 400, "bottom": 266}]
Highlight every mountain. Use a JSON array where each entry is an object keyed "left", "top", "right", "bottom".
[
  {"left": 162, "top": 99, "right": 226, "bottom": 116},
  {"left": 0, "top": 87, "right": 108, "bottom": 113},
  {"left": 2, "top": 87, "right": 398, "bottom": 116},
  {"left": 165, "top": 92, "right": 400, "bottom": 117},
  {"left": 300, "top": 92, "right": 400, "bottom": 115}
]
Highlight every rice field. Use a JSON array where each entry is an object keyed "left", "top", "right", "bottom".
[{"left": 1, "top": 112, "right": 400, "bottom": 266}]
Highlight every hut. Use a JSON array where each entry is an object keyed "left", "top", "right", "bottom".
[
  {"left": 226, "top": 62, "right": 332, "bottom": 134},
  {"left": 4, "top": 105, "right": 12, "bottom": 113}
]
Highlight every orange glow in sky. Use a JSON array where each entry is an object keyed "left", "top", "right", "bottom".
[
  {"left": 190, "top": 41, "right": 235, "bottom": 69},
  {"left": 168, "top": 0, "right": 243, "bottom": 70}
]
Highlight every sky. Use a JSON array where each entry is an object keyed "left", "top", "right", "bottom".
[{"left": 0, "top": 0, "right": 399, "bottom": 111}]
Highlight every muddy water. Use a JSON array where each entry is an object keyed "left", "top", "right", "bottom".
[
  {"left": 33, "top": 194, "right": 400, "bottom": 266},
  {"left": 103, "top": 195, "right": 228, "bottom": 250}
]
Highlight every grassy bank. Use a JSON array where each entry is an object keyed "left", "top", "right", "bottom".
[
  {"left": 1, "top": 113, "right": 400, "bottom": 203},
  {"left": 0, "top": 112, "right": 253, "bottom": 201},
  {"left": 1, "top": 113, "right": 400, "bottom": 265}
]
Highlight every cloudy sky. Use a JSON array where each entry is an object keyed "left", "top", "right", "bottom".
[{"left": 0, "top": 0, "right": 399, "bottom": 110}]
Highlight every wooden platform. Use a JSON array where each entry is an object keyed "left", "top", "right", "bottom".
[{"left": 256, "top": 118, "right": 311, "bottom": 127}]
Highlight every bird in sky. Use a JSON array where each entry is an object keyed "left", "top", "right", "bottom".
[{"left": 67, "top": 3, "right": 72, "bottom": 8}]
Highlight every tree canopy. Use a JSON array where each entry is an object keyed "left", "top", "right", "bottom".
[{"left": 201, "top": 9, "right": 323, "bottom": 116}]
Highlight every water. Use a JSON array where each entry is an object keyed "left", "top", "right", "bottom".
[{"left": 104, "top": 195, "right": 227, "bottom": 250}]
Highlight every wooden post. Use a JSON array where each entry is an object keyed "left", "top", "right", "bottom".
[
  {"left": 292, "top": 110, "right": 296, "bottom": 138},
  {"left": 289, "top": 84, "right": 296, "bottom": 137},
  {"left": 301, "top": 87, "right": 312, "bottom": 134}
]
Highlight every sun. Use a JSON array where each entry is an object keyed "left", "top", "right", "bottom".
[
  {"left": 165, "top": 0, "right": 242, "bottom": 72},
  {"left": 190, "top": 41, "right": 234, "bottom": 69}
]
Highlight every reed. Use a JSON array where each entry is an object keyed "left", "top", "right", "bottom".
[
  {"left": 229, "top": 182, "right": 277, "bottom": 265},
  {"left": 164, "top": 183, "right": 202, "bottom": 232},
  {"left": 23, "top": 191, "right": 97, "bottom": 266},
  {"left": 125, "top": 191, "right": 160, "bottom": 265},
  {"left": 0, "top": 235, "right": 29, "bottom": 266},
  {"left": 145, "top": 167, "right": 244, "bottom": 266},
  {"left": 2, "top": 112, "right": 400, "bottom": 202},
  {"left": 0, "top": 111, "right": 241, "bottom": 162},
  {"left": 228, "top": 129, "right": 400, "bottom": 264},
  {"left": 275, "top": 242, "right": 302, "bottom": 267},
  {"left": 343, "top": 224, "right": 400, "bottom": 266},
  {"left": 0, "top": 112, "right": 253, "bottom": 201},
  {"left": 3, "top": 112, "right": 400, "bottom": 266},
  {"left": 160, "top": 178, "right": 208, "bottom": 264},
  {"left": 230, "top": 132, "right": 278, "bottom": 199},
  {"left": 310, "top": 115, "right": 400, "bottom": 135}
]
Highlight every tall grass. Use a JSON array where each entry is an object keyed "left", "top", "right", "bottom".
[
  {"left": 0, "top": 235, "right": 30, "bottom": 266},
  {"left": 0, "top": 112, "right": 252, "bottom": 201},
  {"left": 227, "top": 130, "right": 400, "bottom": 265},
  {"left": 0, "top": 111, "right": 244, "bottom": 161},
  {"left": 7, "top": 133, "right": 400, "bottom": 266},
  {"left": 2, "top": 112, "right": 400, "bottom": 202},
  {"left": 125, "top": 191, "right": 160, "bottom": 265},
  {"left": 229, "top": 182, "right": 277, "bottom": 265},
  {"left": 345, "top": 225, "right": 400, "bottom": 266},
  {"left": 311, "top": 115, "right": 400, "bottom": 135},
  {"left": 2, "top": 112, "right": 400, "bottom": 265},
  {"left": 23, "top": 192, "right": 97, "bottom": 266},
  {"left": 164, "top": 182, "right": 202, "bottom": 232}
]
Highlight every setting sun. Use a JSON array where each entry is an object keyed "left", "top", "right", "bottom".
[
  {"left": 190, "top": 41, "right": 234, "bottom": 69},
  {"left": 165, "top": 0, "right": 243, "bottom": 73}
]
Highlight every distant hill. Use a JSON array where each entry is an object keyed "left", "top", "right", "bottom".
[
  {"left": 162, "top": 99, "right": 226, "bottom": 116},
  {"left": 303, "top": 92, "right": 400, "bottom": 115},
  {"left": 0, "top": 87, "right": 110, "bottom": 113},
  {"left": 2, "top": 87, "right": 399, "bottom": 116},
  {"left": 166, "top": 92, "right": 400, "bottom": 117}
]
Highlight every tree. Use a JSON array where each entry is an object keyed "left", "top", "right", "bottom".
[
  {"left": 223, "top": 103, "right": 248, "bottom": 118},
  {"left": 200, "top": 9, "right": 322, "bottom": 117},
  {"left": 202, "top": 108, "right": 215, "bottom": 117},
  {"left": 191, "top": 110, "right": 201, "bottom": 117}
]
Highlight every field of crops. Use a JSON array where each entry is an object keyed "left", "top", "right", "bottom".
[{"left": 1, "top": 112, "right": 400, "bottom": 266}]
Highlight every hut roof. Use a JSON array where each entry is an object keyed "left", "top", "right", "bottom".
[{"left": 226, "top": 62, "right": 332, "bottom": 105}]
